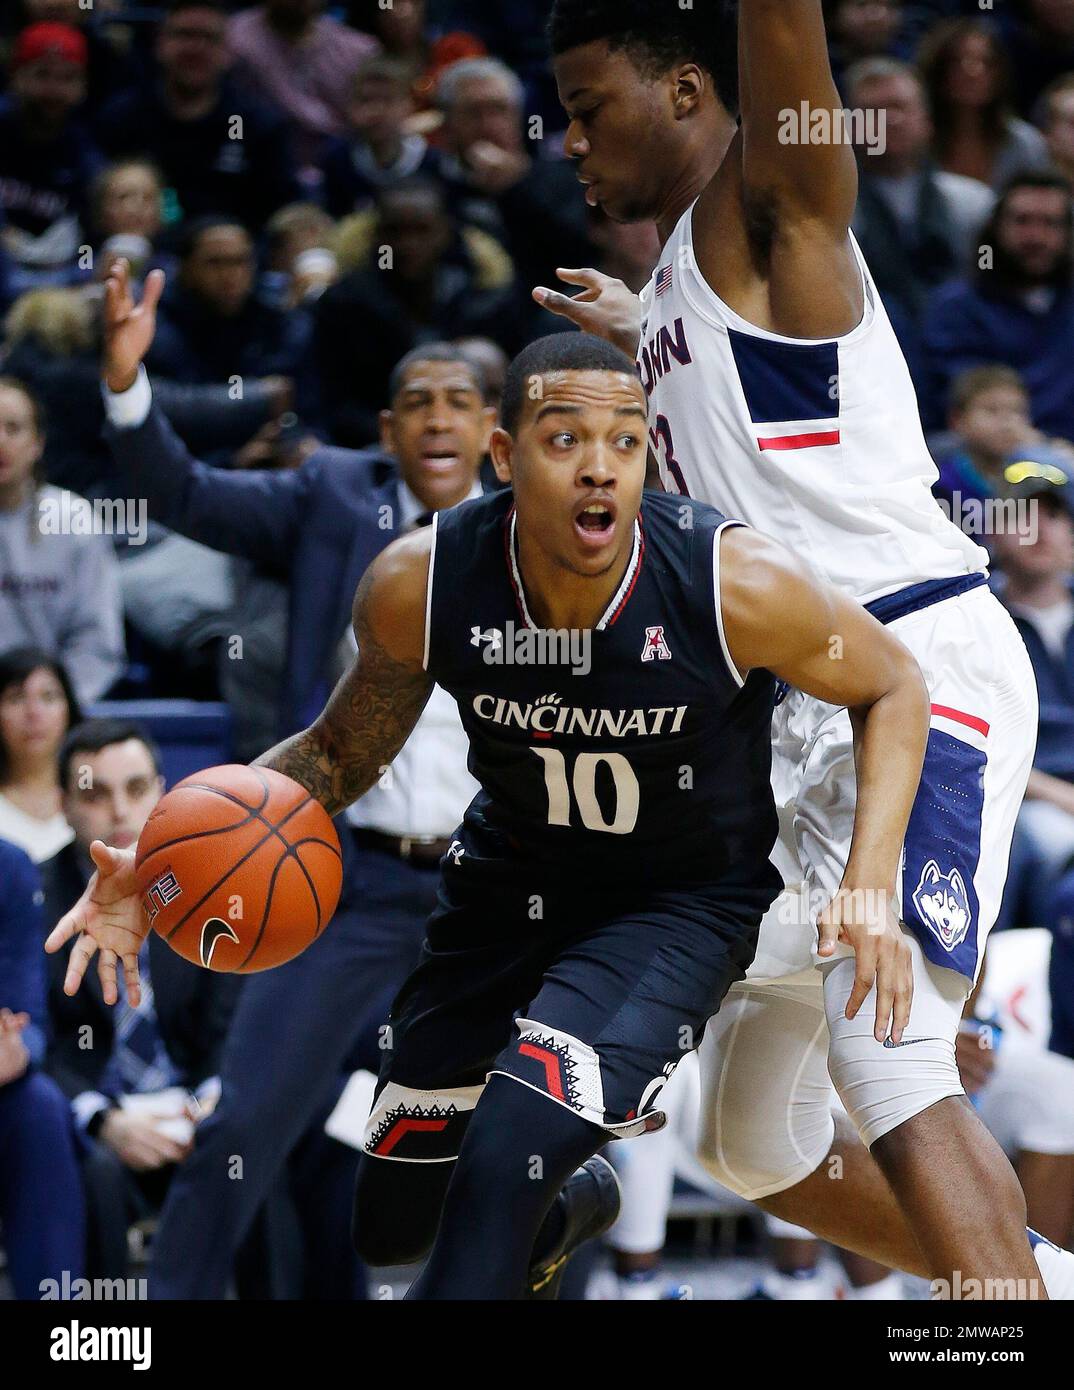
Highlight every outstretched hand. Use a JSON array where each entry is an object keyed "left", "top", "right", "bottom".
[
  {"left": 102, "top": 259, "right": 165, "bottom": 394},
  {"left": 532, "top": 268, "right": 642, "bottom": 357},
  {"left": 44, "top": 842, "right": 147, "bottom": 1006}
]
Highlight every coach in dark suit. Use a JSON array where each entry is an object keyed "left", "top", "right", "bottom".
[
  {"left": 41, "top": 719, "right": 241, "bottom": 1279},
  {"left": 97, "top": 261, "right": 496, "bottom": 1298}
]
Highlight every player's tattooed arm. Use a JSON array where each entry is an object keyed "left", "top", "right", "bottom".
[{"left": 255, "top": 531, "right": 434, "bottom": 817}]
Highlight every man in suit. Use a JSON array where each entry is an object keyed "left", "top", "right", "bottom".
[
  {"left": 40, "top": 718, "right": 240, "bottom": 1278},
  {"left": 98, "top": 260, "right": 496, "bottom": 1297}
]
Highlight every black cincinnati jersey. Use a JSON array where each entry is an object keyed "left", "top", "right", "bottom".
[{"left": 425, "top": 489, "right": 781, "bottom": 894}]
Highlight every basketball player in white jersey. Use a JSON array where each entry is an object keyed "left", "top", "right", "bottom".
[{"left": 539, "top": 0, "right": 1070, "bottom": 1297}]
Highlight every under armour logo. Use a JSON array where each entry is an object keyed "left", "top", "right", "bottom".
[
  {"left": 446, "top": 840, "right": 465, "bottom": 865},
  {"left": 470, "top": 627, "right": 502, "bottom": 651},
  {"left": 641, "top": 626, "right": 672, "bottom": 662}
]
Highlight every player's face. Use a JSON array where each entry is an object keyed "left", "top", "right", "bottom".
[
  {"left": 381, "top": 360, "right": 494, "bottom": 512},
  {"left": 555, "top": 42, "right": 679, "bottom": 223},
  {"left": 497, "top": 369, "right": 647, "bottom": 577},
  {"left": 63, "top": 741, "right": 164, "bottom": 853}
]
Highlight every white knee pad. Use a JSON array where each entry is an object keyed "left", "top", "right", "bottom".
[
  {"left": 823, "top": 934, "right": 966, "bottom": 1150},
  {"left": 695, "top": 985, "right": 837, "bottom": 1201}
]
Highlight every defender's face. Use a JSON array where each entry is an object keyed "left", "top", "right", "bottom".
[
  {"left": 498, "top": 369, "right": 648, "bottom": 577},
  {"left": 555, "top": 42, "right": 675, "bottom": 223}
]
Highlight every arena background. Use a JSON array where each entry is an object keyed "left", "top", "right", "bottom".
[{"left": 1, "top": 0, "right": 1074, "bottom": 1310}]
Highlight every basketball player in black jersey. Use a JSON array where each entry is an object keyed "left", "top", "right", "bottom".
[{"left": 51, "top": 333, "right": 929, "bottom": 1299}]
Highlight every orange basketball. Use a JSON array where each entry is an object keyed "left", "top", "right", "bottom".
[{"left": 134, "top": 764, "right": 342, "bottom": 973}]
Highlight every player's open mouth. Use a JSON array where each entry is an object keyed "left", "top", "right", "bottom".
[
  {"left": 421, "top": 450, "right": 462, "bottom": 474},
  {"left": 573, "top": 499, "right": 616, "bottom": 546},
  {"left": 578, "top": 177, "right": 600, "bottom": 208}
]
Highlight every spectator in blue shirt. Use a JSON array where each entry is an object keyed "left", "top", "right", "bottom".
[
  {"left": 0, "top": 836, "right": 85, "bottom": 1299},
  {"left": 922, "top": 171, "right": 1074, "bottom": 438}
]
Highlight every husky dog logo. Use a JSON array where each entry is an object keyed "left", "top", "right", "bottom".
[{"left": 911, "top": 860, "right": 971, "bottom": 952}]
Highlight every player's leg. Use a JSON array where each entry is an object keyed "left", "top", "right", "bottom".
[
  {"left": 409, "top": 884, "right": 762, "bottom": 1298},
  {"left": 149, "top": 841, "right": 430, "bottom": 1298}
]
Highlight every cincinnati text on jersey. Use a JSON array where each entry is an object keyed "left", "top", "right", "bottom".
[{"left": 472, "top": 694, "right": 689, "bottom": 738}]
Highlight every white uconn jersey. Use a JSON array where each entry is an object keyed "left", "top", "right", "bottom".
[{"left": 639, "top": 203, "right": 987, "bottom": 603}]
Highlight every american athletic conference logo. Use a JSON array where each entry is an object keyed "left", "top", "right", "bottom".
[{"left": 641, "top": 625, "right": 672, "bottom": 662}]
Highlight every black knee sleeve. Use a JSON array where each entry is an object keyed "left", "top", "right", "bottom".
[{"left": 351, "top": 1152, "right": 454, "bottom": 1267}]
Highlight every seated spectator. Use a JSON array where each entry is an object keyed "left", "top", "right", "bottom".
[
  {"left": 1039, "top": 73, "right": 1074, "bottom": 190},
  {"left": 0, "top": 22, "right": 103, "bottom": 295},
  {"left": 932, "top": 365, "right": 1074, "bottom": 515},
  {"left": 40, "top": 718, "right": 241, "bottom": 1280},
  {"left": 1000, "top": 0, "right": 1074, "bottom": 117},
  {"left": 824, "top": 0, "right": 910, "bottom": 94},
  {"left": 992, "top": 472, "right": 1074, "bottom": 887},
  {"left": 13, "top": 0, "right": 141, "bottom": 130},
  {"left": 147, "top": 217, "right": 318, "bottom": 428},
  {"left": 848, "top": 58, "right": 995, "bottom": 324},
  {"left": 0, "top": 836, "right": 85, "bottom": 1300},
  {"left": 343, "top": 0, "right": 486, "bottom": 112},
  {"left": 0, "top": 378, "right": 125, "bottom": 704},
  {"left": 0, "top": 647, "right": 78, "bottom": 863},
  {"left": 1, "top": 285, "right": 285, "bottom": 502},
  {"left": 90, "top": 159, "right": 172, "bottom": 288},
  {"left": 315, "top": 178, "right": 519, "bottom": 446},
  {"left": 262, "top": 203, "right": 340, "bottom": 309},
  {"left": 918, "top": 19, "right": 1051, "bottom": 190},
  {"left": 227, "top": 0, "right": 379, "bottom": 179},
  {"left": 921, "top": 172, "right": 1074, "bottom": 438},
  {"left": 96, "top": 0, "right": 301, "bottom": 232},
  {"left": 321, "top": 56, "right": 443, "bottom": 220},
  {"left": 434, "top": 57, "right": 596, "bottom": 301}
]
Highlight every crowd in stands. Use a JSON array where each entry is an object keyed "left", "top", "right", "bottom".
[{"left": 2, "top": 0, "right": 1074, "bottom": 1300}]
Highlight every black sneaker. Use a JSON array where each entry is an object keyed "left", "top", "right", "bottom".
[{"left": 526, "top": 1154, "right": 621, "bottom": 1300}]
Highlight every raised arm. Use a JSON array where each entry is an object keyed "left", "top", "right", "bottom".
[
  {"left": 720, "top": 525, "right": 930, "bottom": 1043},
  {"left": 737, "top": 0, "right": 857, "bottom": 231}
]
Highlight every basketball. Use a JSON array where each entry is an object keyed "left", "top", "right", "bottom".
[{"left": 134, "top": 764, "right": 343, "bottom": 973}]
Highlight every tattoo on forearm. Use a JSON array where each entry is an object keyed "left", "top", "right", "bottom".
[{"left": 255, "top": 570, "right": 432, "bottom": 817}]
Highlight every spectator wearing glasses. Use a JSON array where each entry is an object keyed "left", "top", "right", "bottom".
[{"left": 97, "top": 1, "right": 301, "bottom": 232}]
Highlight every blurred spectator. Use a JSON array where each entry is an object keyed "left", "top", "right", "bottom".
[
  {"left": 1, "top": 285, "right": 285, "bottom": 502},
  {"left": 992, "top": 473, "right": 1074, "bottom": 883},
  {"left": 922, "top": 171, "right": 1074, "bottom": 438},
  {"left": 931, "top": 365, "right": 1074, "bottom": 513},
  {"left": 262, "top": 203, "right": 340, "bottom": 309},
  {"left": 1039, "top": 73, "right": 1074, "bottom": 189},
  {"left": 41, "top": 718, "right": 241, "bottom": 1280},
  {"left": 0, "top": 378, "right": 125, "bottom": 704},
  {"left": 90, "top": 159, "right": 171, "bottom": 287},
  {"left": 321, "top": 55, "right": 442, "bottom": 220},
  {"left": 0, "top": 22, "right": 103, "bottom": 295},
  {"left": 227, "top": 0, "right": 379, "bottom": 177},
  {"left": 918, "top": 19, "right": 1051, "bottom": 190},
  {"left": 97, "top": 0, "right": 301, "bottom": 232},
  {"left": 848, "top": 58, "right": 994, "bottom": 323},
  {"left": 315, "top": 178, "right": 518, "bottom": 446},
  {"left": 0, "top": 647, "right": 78, "bottom": 864},
  {"left": 1000, "top": 0, "right": 1074, "bottom": 117},
  {"left": 825, "top": 0, "right": 910, "bottom": 93},
  {"left": 435, "top": 56, "right": 595, "bottom": 299},
  {"left": 343, "top": 0, "right": 486, "bottom": 111},
  {"left": 9, "top": 1, "right": 141, "bottom": 130},
  {"left": 0, "top": 836, "right": 85, "bottom": 1300},
  {"left": 147, "top": 216, "right": 318, "bottom": 426}
]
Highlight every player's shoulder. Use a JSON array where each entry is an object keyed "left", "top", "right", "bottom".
[
  {"left": 640, "top": 489, "right": 733, "bottom": 537},
  {"left": 432, "top": 485, "right": 512, "bottom": 544}
]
